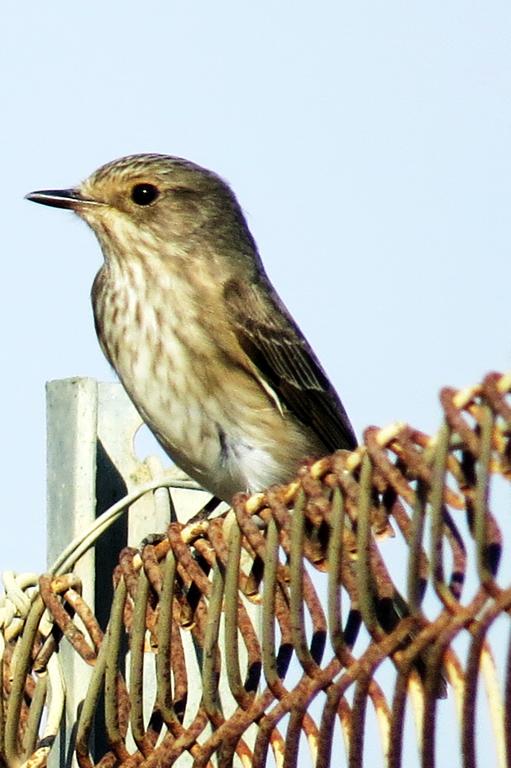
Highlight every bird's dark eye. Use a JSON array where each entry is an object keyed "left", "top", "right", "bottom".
[{"left": 131, "top": 183, "right": 160, "bottom": 206}]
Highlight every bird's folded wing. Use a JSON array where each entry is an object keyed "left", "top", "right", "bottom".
[{"left": 223, "top": 278, "right": 357, "bottom": 452}]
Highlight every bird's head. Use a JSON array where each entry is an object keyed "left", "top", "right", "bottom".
[{"left": 26, "top": 154, "right": 257, "bottom": 268}]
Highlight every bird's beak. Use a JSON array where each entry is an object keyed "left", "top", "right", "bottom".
[{"left": 25, "top": 188, "right": 103, "bottom": 210}]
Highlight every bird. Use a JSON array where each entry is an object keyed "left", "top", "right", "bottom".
[{"left": 26, "top": 154, "right": 357, "bottom": 503}]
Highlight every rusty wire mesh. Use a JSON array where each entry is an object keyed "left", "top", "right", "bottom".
[{"left": 1, "top": 370, "right": 511, "bottom": 768}]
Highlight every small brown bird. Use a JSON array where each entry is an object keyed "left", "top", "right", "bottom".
[{"left": 26, "top": 154, "right": 356, "bottom": 502}]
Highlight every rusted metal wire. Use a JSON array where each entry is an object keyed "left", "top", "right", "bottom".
[{"left": 1, "top": 370, "right": 511, "bottom": 767}]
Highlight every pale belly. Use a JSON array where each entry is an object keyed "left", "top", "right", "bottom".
[
  {"left": 123, "top": 375, "right": 309, "bottom": 500},
  {"left": 94, "top": 280, "right": 320, "bottom": 501},
  {"left": 115, "top": 352, "right": 317, "bottom": 502}
]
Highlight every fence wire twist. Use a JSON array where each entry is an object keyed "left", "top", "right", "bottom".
[{"left": 1, "top": 370, "right": 510, "bottom": 768}]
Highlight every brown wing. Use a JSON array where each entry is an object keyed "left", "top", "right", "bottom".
[{"left": 223, "top": 278, "right": 357, "bottom": 452}]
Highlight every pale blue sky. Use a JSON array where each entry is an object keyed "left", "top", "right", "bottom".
[
  {"left": 1, "top": 3, "right": 510, "bottom": 764},
  {"left": 2, "top": 2, "right": 510, "bottom": 564}
]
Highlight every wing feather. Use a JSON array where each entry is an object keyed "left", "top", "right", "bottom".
[{"left": 223, "top": 278, "right": 357, "bottom": 452}]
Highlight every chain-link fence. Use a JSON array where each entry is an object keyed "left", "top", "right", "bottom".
[{"left": 1, "top": 371, "right": 510, "bottom": 767}]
